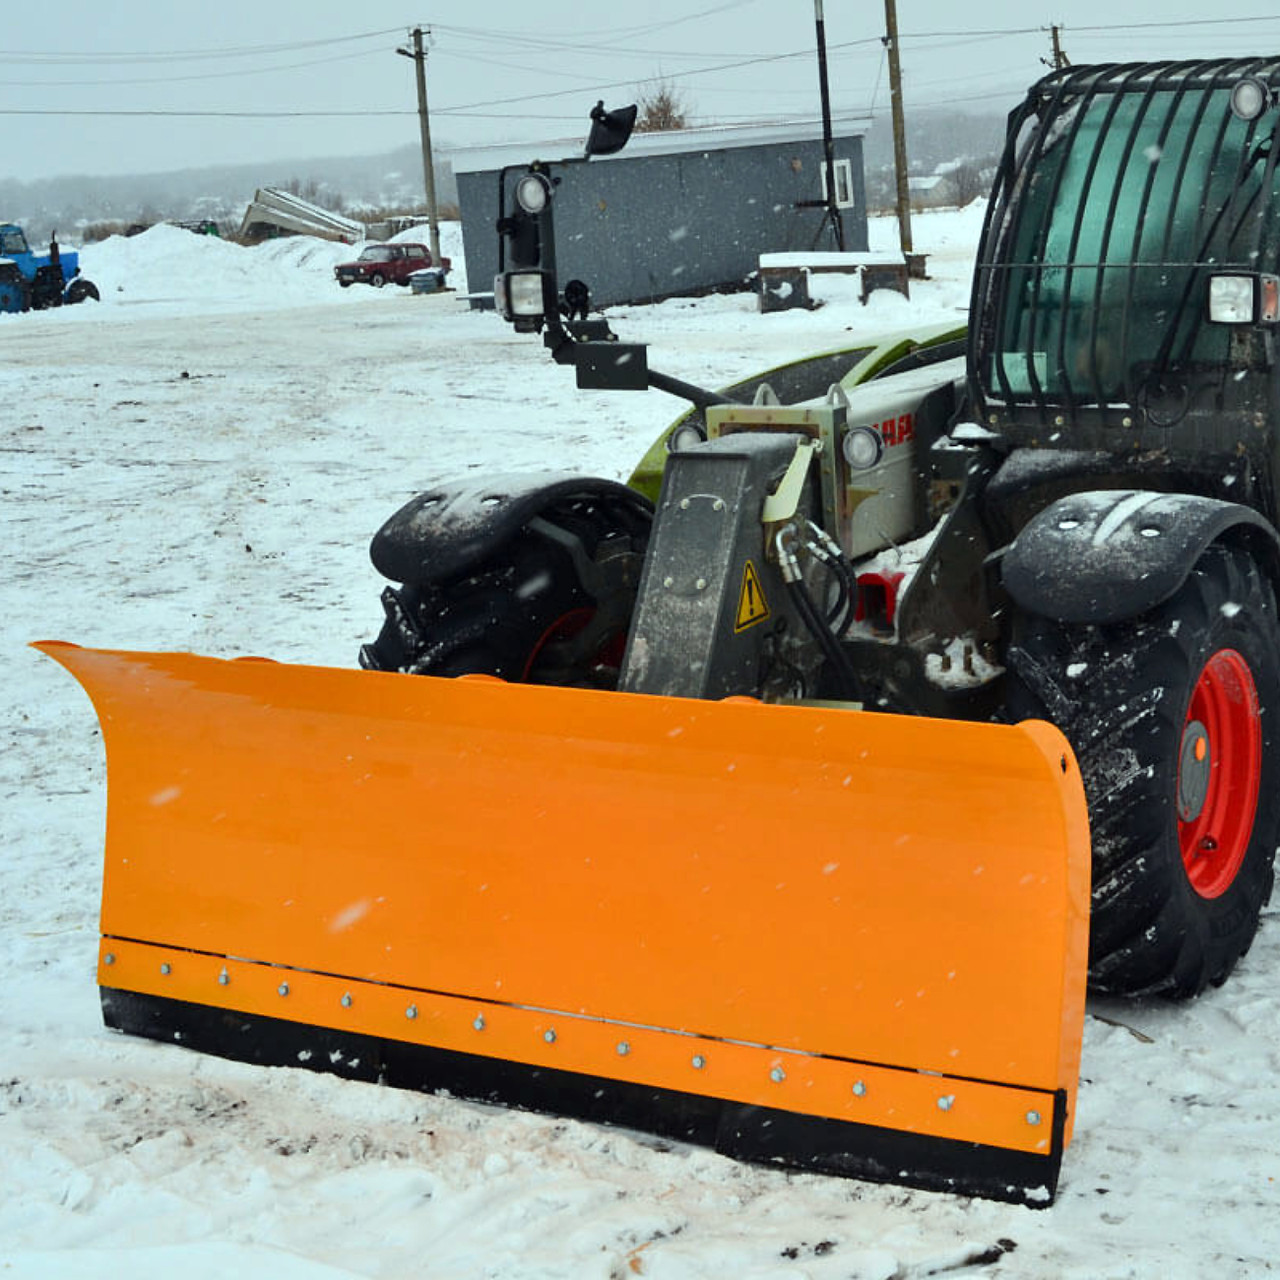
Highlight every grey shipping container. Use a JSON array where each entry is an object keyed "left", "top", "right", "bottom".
[{"left": 455, "top": 116, "right": 869, "bottom": 309}]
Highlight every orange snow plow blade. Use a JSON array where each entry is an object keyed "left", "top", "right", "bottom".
[{"left": 38, "top": 641, "right": 1090, "bottom": 1205}]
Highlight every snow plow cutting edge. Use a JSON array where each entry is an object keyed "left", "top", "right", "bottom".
[{"left": 38, "top": 640, "right": 1090, "bottom": 1205}]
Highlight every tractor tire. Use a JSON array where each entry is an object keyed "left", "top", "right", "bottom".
[
  {"left": 359, "top": 498, "right": 650, "bottom": 689},
  {"left": 65, "top": 278, "right": 99, "bottom": 304},
  {"left": 370, "top": 273, "right": 386, "bottom": 288},
  {"left": 1006, "top": 543, "right": 1280, "bottom": 998}
]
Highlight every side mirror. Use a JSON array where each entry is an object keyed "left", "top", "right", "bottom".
[{"left": 585, "top": 102, "right": 637, "bottom": 158}]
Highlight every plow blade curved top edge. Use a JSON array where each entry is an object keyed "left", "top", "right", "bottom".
[{"left": 37, "top": 640, "right": 1090, "bottom": 1205}]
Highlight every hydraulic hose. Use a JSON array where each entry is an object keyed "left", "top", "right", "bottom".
[
  {"left": 785, "top": 577, "right": 863, "bottom": 703},
  {"left": 804, "top": 519, "right": 859, "bottom": 637},
  {"left": 775, "top": 523, "right": 863, "bottom": 702}
]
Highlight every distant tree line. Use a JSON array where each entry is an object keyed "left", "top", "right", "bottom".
[{"left": 3, "top": 147, "right": 460, "bottom": 245}]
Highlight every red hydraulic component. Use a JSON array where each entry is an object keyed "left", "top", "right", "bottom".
[{"left": 855, "top": 570, "right": 906, "bottom": 630}]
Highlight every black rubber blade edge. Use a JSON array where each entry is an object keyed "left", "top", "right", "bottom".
[{"left": 102, "top": 988, "right": 1067, "bottom": 1206}]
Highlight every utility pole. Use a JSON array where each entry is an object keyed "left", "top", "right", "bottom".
[
  {"left": 814, "top": 0, "right": 845, "bottom": 251},
  {"left": 884, "top": 0, "right": 913, "bottom": 255},
  {"left": 397, "top": 26, "right": 441, "bottom": 264},
  {"left": 1047, "top": 24, "right": 1071, "bottom": 71}
]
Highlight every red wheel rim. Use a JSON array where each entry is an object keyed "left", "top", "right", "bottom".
[
  {"left": 1177, "top": 648, "right": 1261, "bottom": 899},
  {"left": 522, "top": 608, "right": 594, "bottom": 680}
]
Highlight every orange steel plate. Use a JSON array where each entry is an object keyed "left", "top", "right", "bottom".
[{"left": 41, "top": 642, "right": 1090, "bottom": 1156}]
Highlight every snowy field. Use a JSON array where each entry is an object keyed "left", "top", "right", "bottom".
[{"left": 3, "top": 211, "right": 1279, "bottom": 1278}]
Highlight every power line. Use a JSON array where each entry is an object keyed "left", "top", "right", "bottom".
[
  {"left": 4, "top": 35, "right": 868, "bottom": 120},
  {"left": 1070, "top": 13, "right": 1280, "bottom": 31},
  {"left": 439, "top": 47, "right": 617, "bottom": 82},
  {"left": 431, "top": 3, "right": 762, "bottom": 45},
  {"left": 440, "top": 34, "right": 780, "bottom": 62},
  {"left": 0, "top": 26, "right": 402, "bottom": 64},
  {"left": 7, "top": 11, "right": 1277, "bottom": 67},
  {"left": 0, "top": 48, "right": 381, "bottom": 88},
  {"left": 899, "top": 26, "right": 1041, "bottom": 39},
  {"left": 1067, "top": 29, "right": 1280, "bottom": 44},
  {"left": 894, "top": 13, "right": 1280, "bottom": 38},
  {"left": 9, "top": 12, "right": 1280, "bottom": 133},
  {"left": 434, "top": 26, "right": 785, "bottom": 62},
  {"left": 439, "top": 37, "right": 880, "bottom": 115},
  {"left": 868, "top": 43, "right": 887, "bottom": 116},
  {"left": 0, "top": 108, "right": 412, "bottom": 118},
  {"left": 0, "top": 8, "right": 765, "bottom": 67}
]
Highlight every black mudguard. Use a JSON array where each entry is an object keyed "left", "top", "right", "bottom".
[
  {"left": 370, "top": 474, "right": 652, "bottom": 586},
  {"left": 1002, "top": 490, "right": 1280, "bottom": 625}
]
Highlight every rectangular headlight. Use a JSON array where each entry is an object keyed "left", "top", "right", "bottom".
[
  {"left": 1209, "top": 274, "right": 1258, "bottom": 324},
  {"left": 494, "top": 270, "right": 547, "bottom": 321}
]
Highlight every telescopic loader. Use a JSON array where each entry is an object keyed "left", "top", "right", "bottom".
[{"left": 39, "top": 61, "right": 1280, "bottom": 1205}]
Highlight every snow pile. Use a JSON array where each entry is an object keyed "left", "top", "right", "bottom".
[
  {"left": 70, "top": 220, "right": 467, "bottom": 316},
  {"left": 868, "top": 199, "right": 989, "bottom": 255},
  {"left": 3, "top": 206, "right": 1279, "bottom": 1278}
]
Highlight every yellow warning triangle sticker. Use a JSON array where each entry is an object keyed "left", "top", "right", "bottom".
[{"left": 735, "top": 559, "right": 771, "bottom": 632}]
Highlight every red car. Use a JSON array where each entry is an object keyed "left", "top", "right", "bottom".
[{"left": 335, "top": 242, "right": 450, "bottom": 289}]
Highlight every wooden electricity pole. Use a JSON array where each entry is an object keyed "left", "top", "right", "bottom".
[
  {"left": 397, "top": 26, "right": 441, "bottom": 264},
  {"left": 1048, "top": 24, "right": 1071, "bottom": 70},
  {"left": 884, "top": 0, "right": 913, "bottom": 255}
]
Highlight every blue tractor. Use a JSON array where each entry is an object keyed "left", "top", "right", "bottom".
[{"left": 0, "top": 224, "right": 99, "bottom": 314}]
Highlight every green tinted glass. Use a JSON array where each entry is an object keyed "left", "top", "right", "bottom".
[{"left": 993, "top": 87, "right": 1279, "bottom": 403}]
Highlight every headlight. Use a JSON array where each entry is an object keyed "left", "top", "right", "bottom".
[
  {"left": 842, "top": 425, "right": 885, "bottom": 470},
  {"left": 1209, "top": 274, "right": 1259, "bottom": 324},
  {"left": 1230, "top": 76, "right": 1273, "bottom": 122},
  {"left": 495, "top": 270, "right": 547, "bottom": 320},
  {"left": 668, "top": 422, "right": 707, "bottom": 452},
  {"left": 1210, "top": 273, "right": 1280, "bottom": 325},
  {"left": 515, "top": 172, "right": 551, "bottom": 215}
]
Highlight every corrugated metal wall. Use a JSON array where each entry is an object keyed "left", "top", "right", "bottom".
[{"left": 459, "top": 134, "right": 867, "bottom": 308}]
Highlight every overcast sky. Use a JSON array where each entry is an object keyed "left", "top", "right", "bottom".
[{"left": 6, "top": 1, "right": 1280, "bottom": 182}]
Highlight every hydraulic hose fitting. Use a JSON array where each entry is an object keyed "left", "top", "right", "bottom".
[{"left": 773, "top": 521, "right": 804, "bottom": 584}]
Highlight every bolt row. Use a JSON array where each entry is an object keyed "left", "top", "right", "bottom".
[{"left": 107, "top": 951, "right": 1043, "bottom": 1125}]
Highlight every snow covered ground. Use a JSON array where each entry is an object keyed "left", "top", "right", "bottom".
[{"left": 3, "top": 210, "right": 1279, "bottom": 1278}]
